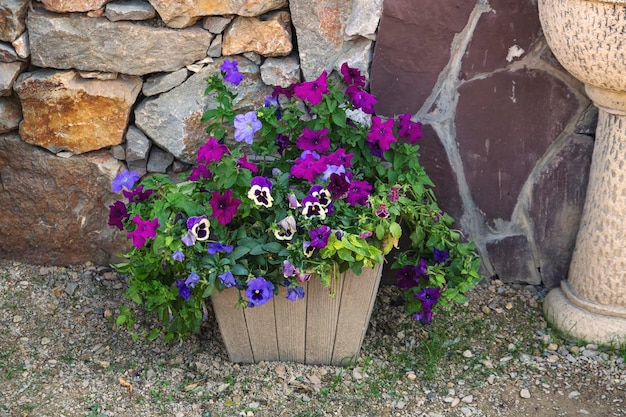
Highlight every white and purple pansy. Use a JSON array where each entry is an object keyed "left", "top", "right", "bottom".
[
  {"left": 274, "top": 215, "right": 297, "bottom": 241},
  {"left": 247, "top": 176, "right": 274, "bottom": 208},
  {"left": 181, "top": 215, "right": 210, "bottom": 246},
  {"left": 309, "top": 185, "right": 332, "bottom": 207},
  {"left": 301, "top": 195, "right": 326, "bottom": 220}
]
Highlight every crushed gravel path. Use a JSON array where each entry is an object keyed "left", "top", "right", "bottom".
[{"left": 1, "top": 260, "right": 625, "bottom": 417}]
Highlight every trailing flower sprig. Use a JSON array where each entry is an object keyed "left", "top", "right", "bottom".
[{"left": 109, "top": 58, "right": 481, "bottom": 342}]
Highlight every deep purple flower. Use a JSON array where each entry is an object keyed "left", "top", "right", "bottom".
[
  {"left": 346, "top": 85, "right": 377, "bottom": 114},
  {"left": 245, "top": 277, "right": 275, "bottom": 307},
  {"left": 123, "top": 185, "right": 153, "bottom": 203},
  {"left": 327, "top": 172, "right": 350, "bottom": 199},
  {"left": 414, "top": 287, "right": 442, "bottom": 310},
  {"left": 395, "top": 265, "right": 419, "bottom": 289},
  {"left": 210, "top": 190, "right": 241, "bottom": 226},
  {"left": 324, "top": 148, "right": 353, "bottom": 169},
  {"left": 187, "top": 163, "right": 212, "bottom": 181},
  {"left": 264, "top": 95, "right": 282, "bottom": 119},
  {"left": 274, "top": 215, "right": 297, "bottom": 240},
  {"left": 275, "top": 134, "right": 291, "bottom": 154},
  {"left": 171, "top": 250, "right": 185, "bottom": 262},
  {"left": 272, "top": 84, "right": 295, "bottom": 100},
  {"left": 301, "top": 195, "right": 326, "bottom": 219},
  {"left": 220, "top": 59, "right": 245, "bottom": 86},
  {"left": 413, "top": 307, "right": 434, "bottom": 325},
  {"left": 296, "top": 127, "right": 330, "bottom": 153},
  {"left": 367, "top": 116, "right": 397, "bottom": 151},
  {"left": 294, "top": 70, "right": 329, "bottom": 106},
  {"left": 309, "top": 225, "right": 331, "bottom": 249},
  {"left": 207, "top": 241, "right": 234, "bottom": 254},
  {"left": 197, "top": 137, "right": 229, "bottom": 163},
  {"left": 108, "top": 201, "right": 129, "bottom": 230},
  {"left": 345, "top": 179, "right": 372, "bottom": 206},
  {"left": 126, "top": 215, "right": 159, "bottom": 248},
  {"left": 112, "top": 170, "right": 140, "bottom": 193},
  {"left": 234, "top": 111, "right": 262, "bottom": 144},
  {"left": 321, "top": 164, "right": 345, "bottom": 182},
  {"left": 433, "top": 248, "right": 450, "bottom": 264},
  {"left": 340, "top": 62, "right": 366, "bottom": 88},
  {"left": 290, "top": 153, "right": 326, "bottom": 183},
  {"left": 366, "top": 140, "right": 384, "bottom": 159},
  {"left": 219, "top": 271, "right": 237, "bottom": 288},
  {"left": 286, "top": 285, "right": 305, "bottom": 301},
  {"left": 397, "top": 113, "right": 423, "bottom": 144},
  {"left": 176, "top": 279, "right": 191, "bottom": 300},
  {"left": 237, "top": 155, "right": 258, "bottom": 173},
  {"left": 248, "top": 176, "right": 274, "bottom": 208}
]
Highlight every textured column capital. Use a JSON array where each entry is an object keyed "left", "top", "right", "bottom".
[{"left": 585, "top": 85, "right": 626, "bottom": 116}]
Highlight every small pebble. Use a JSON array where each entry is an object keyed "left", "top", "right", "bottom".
[
  {"left": 41, "top": 337, "right": 51, "bottom": 345},
  {"left": 547, "top": 343, "right": 558, "bottom": 351},
  {"left": 13, "top": 315, "right": 22, "bottom": 323},
  {"left": 462, "top": 350, "right": 473, "bottom": 358},
  {"left": 451, "top": 398, "right": 460, "bottom": 407},
  {"left": 481, "top": 305, "right": 491, "bottom": 314},
  {"left": 487, "top": 375, "right": 495, "bottom": 385},
  {"left": 568, "top": 391, "right": 581, "bottom": 399},
  {"left": 461, "top": 395, "right": 473, "bottom": 403},
  {"left": 406, "top": 372, "right": 417, "bottom": 381},
  {"left": 520, "top": 388, "right": 531, "bottom": 399}
]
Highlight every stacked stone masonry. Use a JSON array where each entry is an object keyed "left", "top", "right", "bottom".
[{"left": 0, "top": 0, "right": 594, "bottom": 289}]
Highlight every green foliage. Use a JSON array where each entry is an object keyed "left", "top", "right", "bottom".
[{"left": 109, "top": 59, "right": 482, "bottom": 341}]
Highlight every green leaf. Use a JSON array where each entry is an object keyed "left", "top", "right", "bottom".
[
  {"left": 116, "top": 314, "right": 127, "bottom": 326},
  {"left": 389, "top": 222, "right": 402, "bottom": 239},
  {"left": 331, "top": 110, "right": 346, "bottom": 128},
  {"left": 231, "top": 264, "right": 249, "bottom": 276}
]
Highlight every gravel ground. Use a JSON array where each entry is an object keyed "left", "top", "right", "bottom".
[{"left": 1, "top": 260, "right": 625, "bottom": 417}]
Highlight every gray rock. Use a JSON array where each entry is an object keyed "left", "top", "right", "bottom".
[
  {"left": 207, "top": 35, "right": 222, "bottom": 58},
  {"left": 12, "top": 31, "right": 30, "bottom": 59},
  {"left": 0, "top": 0, "right": 29, "bottom": 42},
  {"left": 29, "top": 8, "right": 213, "bottom": 76},
  {"left": 111, "top": 145, "right": 126, "bottom": 160},
  {"left": 0, "top": 96, "right": 21, "bottom": 133},
  {"left": 142, "top": 68, "right": 189, "bottom": 96},
  {"left": 125, "top": 125, "right": 151, "bottom": 161},
  {"left": 1, "top": 61, "right": 26, "bottom": 95},
  {"left": 147, "top": 146, "right": 174, "bottom": 173},
  {"left": 203, "top": 16, "right": 232, "bottom": 34},
  {"left": 135, "top": 57, "right": 270, "bottom": 163},
  {"left": 345, "top": 0, "right": 383, "bottom": 41},
  {"left": 0, "top": 42, "right": 20, "bottom": 62},
  {"left": 260, "top": 56, "right": 301, "bottom": 87},
  {"left": 105, "top": 0, "right": 157, "bottom": 21}
]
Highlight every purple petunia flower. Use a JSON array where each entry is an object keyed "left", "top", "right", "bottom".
[
  {"left": 286, "top": 285, "right": 305, "bottom": 301},
  {"left": 345, "top": 179, "right": 372, "bottom": 206},
  {"left": 340, "top": 62, "right": 366, "bottom": 88},
  {"left": 327, "top": 172, "right": 350, "bottom": 200},
  {"left": 234, "top": 111, "right": 262, "bottom": 144},
  {"left": 414, "top": 287, "right": 442, "bottom": 310},
  {"left": 176, "top": 279, "right": 191, "bottom": 300},
  {"left": 248, "top": 176, "right": 274, "bottom": 208},
  {"left": 219, "top": 271, "right": 237, "bottom": 288},
  {"left": 245, "top": 277, "right": 275, "bottom": 307},
  {"left": 197, "top": 137, "right": 229, "bottom": 163},
  {"left": 112, "top": 170, "right": 140, "bottom": 193},
  {"left": 108, "top": 201, "right": 129, "bottom": 231},
  {"left": 275, "top": 133, "right": 291, "bottom": 155},
  {"left": 397, "top": 113, "right": 423, "bottom": 144},
  {"left": 185, "top": 272, "right": 200, "bottom": 288},
  {"left": 294, "top": 70, "right": 329, "bottom": 106},
  {"left": 126, "top": 215, "right": 159, "bottom": 248},
  {"left": 290, "top": 153, "right": 326, "bottom": 183},
  {"left": 187, "top": 163, "right": 212, "bottom": 181},
  {"left": 296, "top": 127, "right": 330, "bottom": 153},
  {"left": 210, "top": 190, "right": 241, "bottom": 226},
  {"left": 366, "top": 140, "right": 384, "bottom": 159},
  {"left": 207, "top": 241, "right": 234, "bottom": 255},
  {"left": 309, "top": 225, "right": 331, "bottom": 249},
  {"left": 123, "top": 185, "right": 153, "bottom": 203},
  {"left": 395, "top": 265, "right": 419, "bottom": 289},
  {"left": 413, "top": 307, "right": 434, "bottom": 325},
  {"left": 220, "top": 59, "right": 245, "bottom": 86},
  {"left": 367, "top": 116, "right": 397, "bottom": 151},
  {"left": 321, "top": 164, "right": 345, "bottom": 182},
  {"left": 171, "top": 250, "right": 185, "bottom": 262},
  {"left": 433, "top": 248, "right": 450, "bottom": 264},
  {"left": 346, "top": 85, "right": 377, "bottom": 114}
]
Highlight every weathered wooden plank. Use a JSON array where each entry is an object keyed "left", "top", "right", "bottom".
[
  {"left": 211, "top": 288, "right": 254, "bottom": 362},
  {"left": 274, "top": 284, "right": 307, "bottom": 363},
  {"left": 304, "top": 275, "right": 344, "bottom": 365},
  {"left": 244, "top": 296, "right": 280, "bottom": 362},
  {"left": 331, "top": 264, "right": 383, "bottom": 365}
]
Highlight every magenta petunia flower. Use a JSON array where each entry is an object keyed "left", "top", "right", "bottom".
[
  {"left": 345, "top": 179, "right": 372, "bottom": 206},
  {"left": 220, "top": 59, "right": 245, "bottom": 86},
  {"left": 237, "top": 155, "right": 258, "bottom": 173},
  {"left": 294, "top": 70, "right": 329, "bottom": 106},
  {"left": 309, "top": 225, "right": 331, "bottom": 249},
  {"left": 290, "top": 153, "right": 326, "bottom": 183},
  {"left": 126, "top": 215, "right": 159, "bottom": 248},
  {"left": 340, "top": 62, "right": 366, "bottom": 88},
  {"left": 296, "top": 127, "right": 330, "bottom": 153},
  {"left": 210, "top": 190, "right": 241, "bottom": 225},
  {"left": 346, "top": 85, "right": 377, "bottom": 114},
  {"left": 187, "top": 163, "right": 212, "bottom": 181},
  {"left": 197, "top": 137, "right": 229, "bottom": 163},
  {"left": 397, "top": 113, "right": 423, "bottom": 144},
  {"left": 324, "top": 148, "right": 353, "bottom": 169},
  {"left": 108, "top": 201, "right": 129, "bottom": 231},
  {"left": 367, "top": 116, "right": 397, "bottom": 151},
  {"left": 234, "top": 111, "right": 262, "bottom": 144}
]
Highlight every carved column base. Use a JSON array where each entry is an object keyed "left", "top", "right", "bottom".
[{"left": 544, "top": 285, "right": 626, "bottom": 344}]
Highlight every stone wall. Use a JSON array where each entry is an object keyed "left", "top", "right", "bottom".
[{"left": 0, "top": 0, "right": 593, "bottom": 289}]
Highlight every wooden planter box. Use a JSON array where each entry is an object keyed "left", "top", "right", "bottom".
[{"left": 211, "top": 264, "right": 383, "bottom": 366}]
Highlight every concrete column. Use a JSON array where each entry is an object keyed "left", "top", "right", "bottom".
[{"left": 539, "top": 0, "right": 626, "bottom": 344}]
